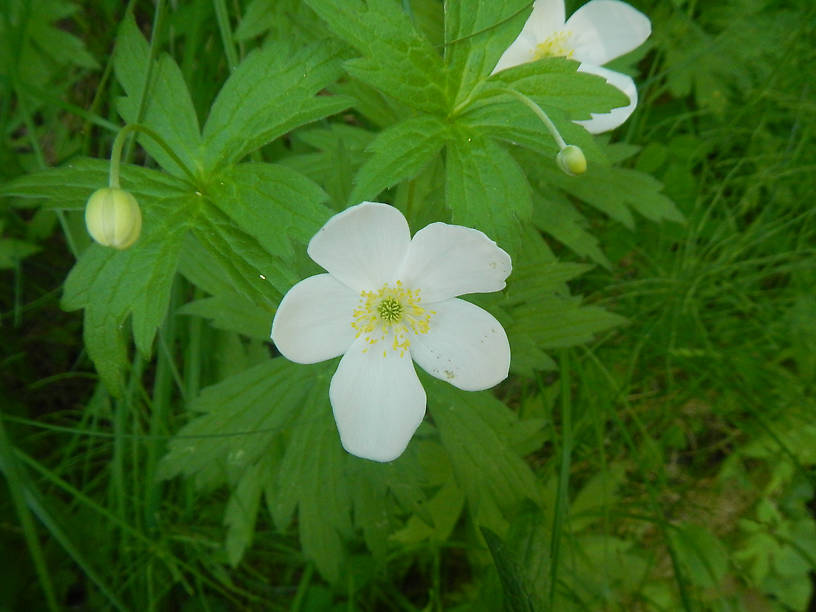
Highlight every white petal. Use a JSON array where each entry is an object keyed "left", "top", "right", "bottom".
[
  {"left": 574, "top": 64, "right": 638, "bottom": 133},
  {"left": 493, "top": 0, "right": 565, "bottom": 73},
  {"left": 525, "top": 0, "right": 566, "bottom": 40},
  {"left": 493, "top": 34, "right": 538, "bottom": 74},
  {"left": 409, "top": 298, "right": 510, "bottom": 392},
  {"left": 399, "top": 223, "right": 512, "bottom": 303},
  {"left": 566, "top": 0, "right": 651, "bottom": 66},
  {"left": 271, "top": 274, "right": 358, "bottom": 364},
  {"left": 329, "top": 337, "right": 426, "bottom": 462},
  {"left": 307, "top": 202, "right": 410, "bottom": 292}
]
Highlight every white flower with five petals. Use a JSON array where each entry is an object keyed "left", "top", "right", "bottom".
[
  {"left": 271, "top": 202, "right": 512, "bottom": 462},
  {"left": 494, "top": 0, "right": 651, "bottom": 134}
]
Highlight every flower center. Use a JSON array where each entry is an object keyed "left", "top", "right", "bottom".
[
  {"left": 351, "top": 281, "right": 433, "bottom": 357},
  {"left": 377, "top": 297, "right": 402, "bottom": 322},
  {"left": 533, "top": 30, "right": 574, "bottom": 60}
]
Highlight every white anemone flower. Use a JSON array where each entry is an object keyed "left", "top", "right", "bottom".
[
  {"left": 494, "top": 0, "right": 651, "bottom": 134},
  {"left": 271, "top": 202, "right": 512, "bottom": 462}
]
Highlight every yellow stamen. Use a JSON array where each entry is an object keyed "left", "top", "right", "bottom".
[
  {"left": 351, "top": 281, "right": 433, "bottom": 357},
  {"left": 534, "top": 31, "right": 574, "bottom": 60}
]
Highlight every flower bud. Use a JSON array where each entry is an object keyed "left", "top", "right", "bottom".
[
  {"left": 84, "top": 187, "right": 142, "bottom": 249},
  {"left": 556, "top": 145, "right": 587, "bottom": 176}
]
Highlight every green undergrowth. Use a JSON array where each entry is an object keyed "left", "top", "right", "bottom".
[{"left": 1, "top": 0, "right": 814, "bottom": 610}]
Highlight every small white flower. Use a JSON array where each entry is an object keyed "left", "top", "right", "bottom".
[
  {"left": 271, "top": 202, "right": 512, "bottom": 462},
  {"left": 494, "top": 0, "right": 651, "bottom": 134}
]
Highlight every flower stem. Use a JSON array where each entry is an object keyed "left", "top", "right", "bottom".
[
  {"left": 212, "top": 0, "right": 240, "bottom": 72},
  {"left": 499, "top": 87, "right": 567, "bottom": 150},
  {"left": 108, "top": 124, "right": 198, "bottom": 188},
  {"left": 499, "top": 87, "right": 587, "bottom": 175}
]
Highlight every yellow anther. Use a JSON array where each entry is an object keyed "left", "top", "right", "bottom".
[
  {"left": 351, "top": 282, "right": 433, "bottom": 357},
  {"left": 534, "top": 31, "right": 574, "bottom": 60}
]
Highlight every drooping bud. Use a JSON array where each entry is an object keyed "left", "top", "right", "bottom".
[
  {"left": 556, "top": 145, "right": 587, "bottom": 176},
  {"left": 84, "top": 187, "right": 142, "bottom": 249}
]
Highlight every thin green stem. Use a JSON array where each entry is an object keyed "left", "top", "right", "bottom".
[
  {"left": 183, "top": 287, "right": 204, "bottom": 400},
  {"left": 13, "top": 261, "right": 22, "bottom": 327},
  {"left": 500, "top": 87, "right": 568, "bottom": 150},
  {"left": 549, "top": 349, "right": 572, "bottom": 607},
  {"left": 133, "top": 0, "right": 165, "bottom": 127},
  {"left": 289, "top": 563, "right": 314, "bottom": 612},
  {"left": 109, "top": 123, "right": 198, "bottom": 187},
  {"left": 213, "top": 0, "right": 240, "bottom": 72},
  {"left": 145, "top": 279, "right": 181, "bottom": 532}
]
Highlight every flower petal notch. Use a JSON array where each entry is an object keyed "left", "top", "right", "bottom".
[
  {"left": 271, "top": 202, "right": 512, "bottom": 462},
  {"left": 494, "top": 0, "right": 651, "bottom": 133}
]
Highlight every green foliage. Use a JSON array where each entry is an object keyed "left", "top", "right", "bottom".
[
  {"left": 444, "top": 0, "right": 532, "bottom": 104},
  {"left": 2, "top": 13, "right": 346, "bottom": 394},
  {"left": 305, "top": 0, "right": 451, "bottom": 114},
  {"left": 430, "top": 381, "right": 544, "bottom": 533},
  {"left": 481, "top": 526, "right": 544, "bottom": 612},
  {"left": 113, "top": 15, "right": 201, "bottom": 179},
  {"left": 199, "top": 40, "right": 352, "bottom": 172},
  {"left": 486, "top": 57, "right": 630, "bottom": 120},
  {"left": 350, "top": 115, "right": 448, "bottom": 204},
  {"left": 269, "top": 380, "right": 352, "bottom": 582},
  {"left": 445, "top": 131, "right": 532, "bottom": 258},
  {"left": 3, "top": 0, "right": 814, "bottom": 610}
]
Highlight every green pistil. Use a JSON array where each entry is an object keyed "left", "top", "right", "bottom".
[{"left": 377, "top": 298, "right": 402, "bottom": 323}]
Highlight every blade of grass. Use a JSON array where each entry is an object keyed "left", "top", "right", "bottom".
[
  {"left": 0, "top": 416, "right": 60, "bottom": 612},
  {"left": 212, "top": 0, "right": 240, "bottom": 72},
  {"left": 548, "top": 349, "right": 573, "bottom": 607}
]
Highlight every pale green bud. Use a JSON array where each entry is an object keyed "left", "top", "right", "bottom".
[
  {"left": 84, "top": 187, "right": 142, "bottom": 249},
  {"left": 556, "top": 145, "right": 587, "bottom": 176}
]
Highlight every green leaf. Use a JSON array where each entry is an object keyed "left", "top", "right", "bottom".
[
  {"left": 113, "top": 15, "right": 201, "bottom": 178},
  {"left": 445, "top": 131, "right": 532, "bottom": 258},
  {"left": 348, "top": 463, "right": 392, "bottom": 559},
  {"left": 234, "top": 0, "right": 279, "bottom": 41},
  {"left": 177, "top": 296, "right": 272, "bottom": 341},
  {"left": 158, "top": 359, "right": 315, "bottom": 488},
  {"left": 191, "top": 202, "right": 296, "bottom": 300},
  {"left": 330, "top": 79, "right": 402, "bottom": 128},
  {"left": 481, "top": 526, "right": 544, "bottom": 612},
  {"left": 0, "top": 0, "right": 98, "bottom": 92},
  {"left": 61, "top": 194, "right": 194, "bottom": 393},
  {"left": 10, "top": 159, "right": 313, "bottom": 396},
  {"left": 269, "top": 376, "right": 351, "bottom": 582},
  {"left": 429, "top": 382, "right": 541, "bottom": 533},
  {"left": 27, "top": 7, "right": 99, "bottom": 71},
  {"left": 176, "top": 232, "right": 277, "bottom": 305},
  {"left": 489, "top": 57, "right": 630, "bottom": 119},
  {"left": 305, "top": 0, "right": 450, "bottom": 114},
  {"left": 534, "top": 162, "right": 684, "bottom": 229},
  {"left": 392, "top": 474, "right": 465, "bottom": 546},
  {"left": 533, "top": 194, "right": 611, "bottom": 268},
  {"left": 569, "top": 463, "right": 627, "bottom": 531},
  {"left": 509, "top": 296, "right": 627, "bottom": 353},
  {"left": 283, "top": 124, "right": 375, "bottom": 207},
  {"left": 0, "top": 158, "right": 189, "bottom": 210},
  {"left": 0, "top": 239, "right": 40, "bottom": 268},
  {"left": 459, "top": 94, "right": 608, "bottom": 167},
  {"left": 670, "top": 523, "right": 729, "bottom": 589},
  {"left": 201, "top": 41, "right": 350, "bottom": 172},
  {"left": 444, "top": 0, "right": 531, "bottom": 104},
  {"left": 209, "top": 163, "right": 331, "bottom": 260},
  {"left": 224, "top": 459, "right": 266, "bottom": 566},
  {"left": 505, "top": 226, "right": 593, "bottom": 307},
  {"left": 350, "top": 115, "right": 448, "bottom": 203}
]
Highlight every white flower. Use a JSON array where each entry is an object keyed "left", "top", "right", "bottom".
[
  {"left": 494, "top": 0, "right": 651, "bottom": 134},
  {"left": 271, "top": 202, "right": 512, "bottom": 462}
]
